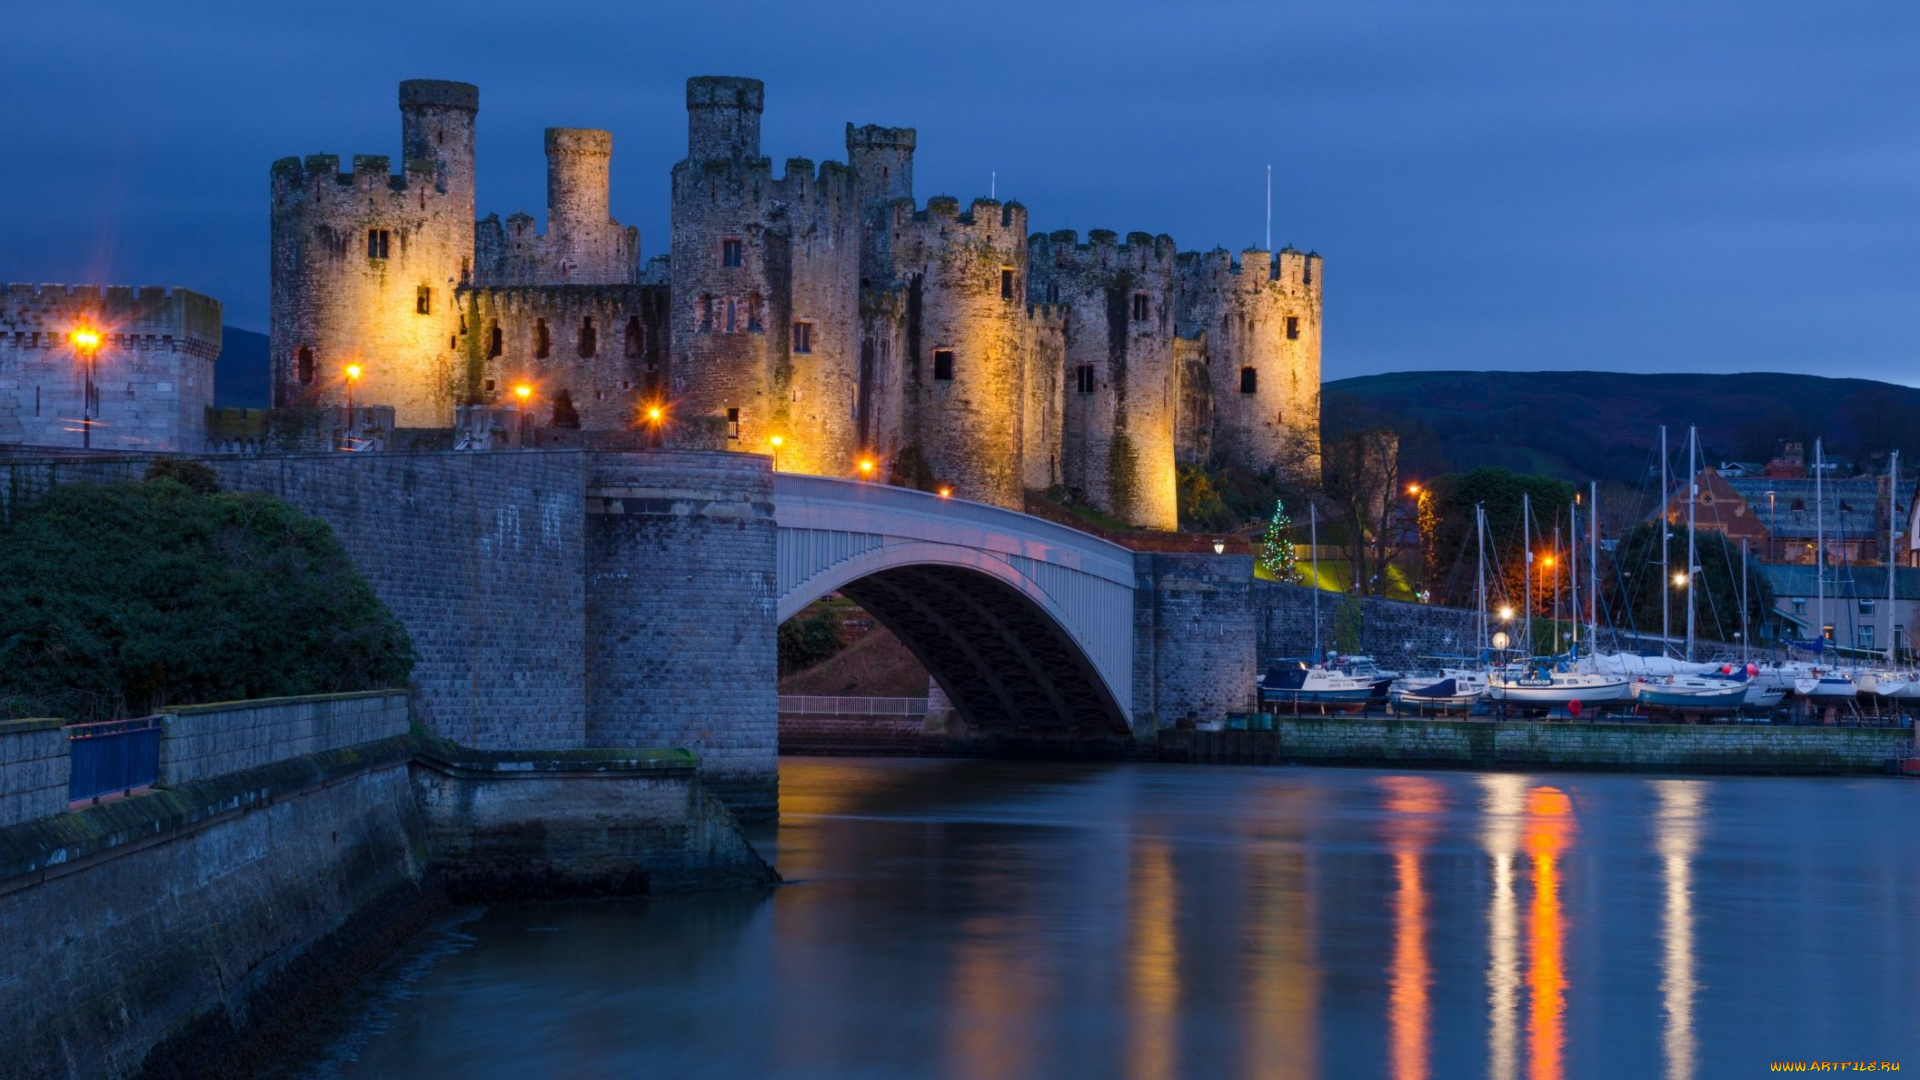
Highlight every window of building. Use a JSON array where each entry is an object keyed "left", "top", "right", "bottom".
[
  {"left": 1303, "top": 259, "right": 1313, "bottom": 286},
  {"left": 484, "top": 379, "right": 496, "bottom": 393},
  {"left": 1076, "top": 365, "right": 1095, "bottom": 393},
  {"left": 624, "top": 317, "right": 644, "bottom": 358},
  {"left": 699, "top": 294, "right": 714, "bottom": 332},
  {"left": 579, "top": 316, "right": 597, "bottom": 358},
  {"left": 460, "top": 256, "right": 471, "bottom": 284},
  {"left": 367, "top": 229, "right": 390, "bottom": 260},
  {"left": 1001, "top": 268, "right": 1016, "bottom": 300},
  {"left": 416, "top": 286, "right": 432, "bottom": 315},
  {"left": 296, "top": 346, "right": 315, "bottom": 385},
  {"left": 1132, "top": 293, "right": 1149, "bottom": 322},
  {"left": 722, "top": 238, "right": 743, "bottom": 268},
  {"left": 1792, "top": 598, "right": 1806, "bottom": 615},
  {"left": 725, "top": 297, "right": 738, "bottom": 335},
  {"left": 1240, "top": 366, "right": 1258, "bottom": 394},
  {"left": 1286, "top": 315, "right": 1300, "bottom": 340},
  {"left": 1860, "top": 598, "right": 1876, "bottom": 616},
  {"left": 933, "top": 349, "right": 955, "bottom": 381},
  {"left": 1822, "top": 623, "right": 1835, "bottom": 642},
  {"left": 793, "top": 321, "right": 813, "bottom": 354},
  {"left": 488, "top": 321, "right": 502, "bottom": 358},
  {"left": 535, "top": 319, "right": 551, "bottom": 359},
  {"left": 747, "top": 293, "right": 763, "bottom": 333},
  {"left": 726, "top": 407, "right": 741, "bottom": 440},
  {"left": 1859, "top": 625, "right": 1876, "bottom": 649}
]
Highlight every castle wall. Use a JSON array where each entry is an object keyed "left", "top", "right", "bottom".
[
  {"left": 269, "top": 81, "right": 479, "bottom": 429},
  {"left": 1022, "top": 305, "right": 1065, "bottom": 491},
  {"left": 1175, "top": 247, "right": 1322, "bottom": 482},
  {"left": 892, "top": 197, "right": 1032, "bottom": 509},
  {"left": 1027, "top": 230, "right": 1179, "bottom": 529},
  {"left": 455, "top": 284, "right": 669, "bottom": 431},
  {"left": 0, "top": 283, "right": 219, "bottom": 452},
  {"left": 1172, "top": 334, "right": 1211, "bottom": 466},
  {"left": 857, "top": 288, "right": 908, "bottom": 464}
]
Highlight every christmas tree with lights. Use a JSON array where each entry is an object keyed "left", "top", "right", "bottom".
[{"left": 1263, "top": 499, "right": 1300, "bottom": 584}]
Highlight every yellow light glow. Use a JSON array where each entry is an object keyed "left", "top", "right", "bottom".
[
  {"left": 1542, "top": 555, "right": 1555, "bottom": 567},
  {"left": 646, "top": 406, "right": 663, "bottom": 423},
  {"left": 345, "top": 364, "right": 362, "bottom": 381},
  {"left": 1673, "top": 572, "right": 1688, "bottom": 587},
  {"left": 1499, "top": 606, "right": 1515, "bottom": 621},
  {"left": 938, "top": 486, "right": 952, "bottom": 498},
  {"left": 1407, "top": 483, "right": 1421, "bottom": 495},
  {"left": 770, "top": 435, "right": 783, "bottom": 448},
  {"left": 858, "top": 459, "right": 875, "bottom": 475},
  {"left": 70, "top": 328, "right": 101, "bottom": 351},
  {"left": 514, "top": 384, "right": 532, "bottom": 402}
]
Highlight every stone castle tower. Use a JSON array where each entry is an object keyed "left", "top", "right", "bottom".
[{"left": 271, "top": 77, "right": 1324, "bottom": 523}]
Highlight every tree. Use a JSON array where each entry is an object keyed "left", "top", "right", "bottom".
[
  {"left": 1419, "top": 467, "right": 1577, "bottom": 612},
  {"left": 1262, "top": 499, "right": 1300, "bottom": 583},
  {"left": 1598, "top": 522, "right": 1775, "bottom": 646},
  {"left": 1321, "top": 425, "right": 1403, "bottom": 596}
]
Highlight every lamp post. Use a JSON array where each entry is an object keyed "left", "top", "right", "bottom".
[
  {"left": 857, "top": 457, "right": 875, "bottom": 481},
  {"left": 1213, "top": 539, "right": 1227, "bottom": 555},
  {"left": 344, "top": 364, "right": 362, "bottom": 450},
  {"left": 514, "top": 383, "right": 533, "bottom": 447},
  {"left": 770, "top": 434, "right": 783, "bottom": 472},
  {"left": 70, "top": 327, "right": 101, "bottom": 449}
]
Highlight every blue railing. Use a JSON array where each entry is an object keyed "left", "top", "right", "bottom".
[{"left": 68, "top": 716, "right": 161, "bottom": 804}]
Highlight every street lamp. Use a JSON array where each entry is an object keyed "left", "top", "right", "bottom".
[
  {"left": 937, "top": 485, "right": 952, "bottom": 499},
  {"left": 514, "top": 383, "right": 533, "bottom": 447},
  {"left": 770, "top": 434, "right": 783, "bottom": 471},
  {"left": 1213, "top": 539, "right": 1227, "bottom": 555},
  {"left": 1672, "top": 570, "right": 1688, "bottom": 588},
  {"left": 70, "top": 327, "right": 101, "bottom": 449},
  {"left": 857, "top": 458, "right": 875, "bottom": 479},
  {"left": 344, "top": 364, "right": 362, "bottom": 449}
]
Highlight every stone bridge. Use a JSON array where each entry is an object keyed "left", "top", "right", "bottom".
[
  {"left": 773, "top": 473, "right": 1137, "bottom": 738},
  {"left": 0, "top": 448, "right": 1256, "bottom": 821}
]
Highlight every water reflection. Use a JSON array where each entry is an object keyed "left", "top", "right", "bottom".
[
  {"left": 1379, "top": 776, "right": 1445, "bottom": 1080},
  {"left": 1239, "top": 789, "right": 1318, "bottom": 1080},
  {"left": 1128, "top": 837, "right": 1180, "bottom": 1080},
  {"left": 1479, "top": 775, "right": 1526, "bottom": 1080},
  {"left": 1525, "top": 786, "right": 1576, "bottom": 1080},
  {"left": 1655, "top": 781, "right": 1704, "bottom": 1080}
]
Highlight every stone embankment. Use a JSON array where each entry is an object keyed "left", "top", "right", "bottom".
[{"left": 0, "top": 691, "right": 772, "bottom": 1080}]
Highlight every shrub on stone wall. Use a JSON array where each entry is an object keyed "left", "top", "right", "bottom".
[{"left": 0, "top": 471, "right": 415, "bottom": 722}]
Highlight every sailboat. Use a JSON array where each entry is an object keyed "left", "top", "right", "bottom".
[
  {"left": 1856, "top": 450, "right": 1913, "bottom": 702},
  {"left": 1487, "top": 490, "right": 1631, "bottom": 710}
]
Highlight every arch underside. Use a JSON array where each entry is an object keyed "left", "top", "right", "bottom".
[{"left": 836, "top": 564, "right": 1131, "bottom": 738}]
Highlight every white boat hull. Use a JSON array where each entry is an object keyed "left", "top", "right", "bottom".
[{"left": 1491, "top": 678, "right": 1631, "bottom": 706}]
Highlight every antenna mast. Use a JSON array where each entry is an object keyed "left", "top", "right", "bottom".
[{"left": 1265, "top": 164, "right": 1272, "bottom": 251}]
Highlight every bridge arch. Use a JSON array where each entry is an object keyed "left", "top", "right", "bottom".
[{"left": 773, "top": 474, "right": 1136, "bottom": 737}]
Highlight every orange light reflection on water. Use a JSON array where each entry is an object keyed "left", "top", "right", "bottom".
[
  {"left": 1524, "top": 786, "right": 1576, "bottom": 1080},
  {"left": 1378, "top": 776, "right": 1445, "bottom": 1080},
  {"left": 1128, "top": 837, "right": 1180, "bottom": 1080}
]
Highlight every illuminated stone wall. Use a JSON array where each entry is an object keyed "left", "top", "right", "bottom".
[
  {"left": 890, "top": 197, "right": 1033, "bottom": 509},
  {"left": 1028, "top": 230, "right": 1179, "bottom": 528},
  {"left": 454, "top": 284, "right": 669, "bottom": 431},
  {"left": 0, "top": 283, "right": 219, "bottom": 451},
  {"left": 1175, "top": 247, "right": 1323, "bottom": 483},
  {"left": 270, "top": 80, "right": 479, "bottom": 428}
]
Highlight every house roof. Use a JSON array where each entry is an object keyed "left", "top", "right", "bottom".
[
  {"left": 1723, "top": 476, "right": 1907, "bottom": 541},
  {"left": 1759, "top": 563, "right": 1920, "bottom": 601}
]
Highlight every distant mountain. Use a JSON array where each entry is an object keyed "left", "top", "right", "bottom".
[
  {"left": 1325, "top": 370, "right": 1920, "bottom": 485},
  {"left": 217, "top": 326, "right": 270, "bottom": 408}
]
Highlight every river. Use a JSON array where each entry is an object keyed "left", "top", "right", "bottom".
[{"left": 308, "top": 759, "right": 1917, "bottom": 1078}]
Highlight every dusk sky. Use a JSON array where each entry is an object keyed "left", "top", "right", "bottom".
[{"left": 4, "top": 0, "right": 1916, "bottom": 383}]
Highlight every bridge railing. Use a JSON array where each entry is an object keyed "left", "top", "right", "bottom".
[
  {"left": 67, "top": 716, "right": 162, "bottom": 805},
  {"left": 777, "top": 696, "right": 930, "bottom": 717}
]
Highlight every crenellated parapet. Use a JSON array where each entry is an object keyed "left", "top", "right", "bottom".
[
  {"left": 0, "top": 284, "right": 221, "bottom": 451},
  {"left": 473, "top": 127, "right": 641, "bottom": 287}
]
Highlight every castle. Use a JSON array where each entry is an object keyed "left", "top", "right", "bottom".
[{"left": 270, "top": 78, "right": 1322, "bottom": 527}]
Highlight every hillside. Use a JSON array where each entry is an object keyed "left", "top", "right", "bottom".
[{"left": 1326, "top": 370, "right": 1920, "bottom": 485}]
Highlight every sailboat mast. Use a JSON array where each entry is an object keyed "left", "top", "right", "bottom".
[
  {"left": 1589, "top": 481, "right": 1600, "bottom": 651},
  {"left": 1889, "top": 451, "right": 1899, "bottom": 666},
  {"left": 1570, "top": 500, "right": 1580, "bottom": 655},
  {"left": 1523, "top": 493, "right": 1533, "bottom": 655},
  {"left": 1687, "top": 425, "right": 1698, "bottom": 663},
  {"left": 1661, "top": 425, "right": 1671, "bottom": 658},
  {"left": 1816, "top": 438, "right": 1825, "bottom": 653},
  {"left": 1477, "top": 503, "right": 1489, "bottom": 653},
  {"left": 1741, "top": 536, "right": 1751, "bottom": 665},
  {"left": 1310, "top": 501, "right": 1321, "bottom": 662}
]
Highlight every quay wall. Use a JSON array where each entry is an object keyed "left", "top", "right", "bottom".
[
  {"left": 1161, "top": 719, "right": 1914, "bottom": 774},
  {"left": 0, "top": 719, "right": 70, "bottom": 828},
  {"left": 161, "top": 691, "right": 410, "bottom": 786},
  {"left": 1252, "top": 579, "right": 1479, "bottom": 668}
]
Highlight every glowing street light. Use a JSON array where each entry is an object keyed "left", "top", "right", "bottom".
[
  {"left": 70, "top": 326, "right": 101, "bottom": 449},
  {"left": 513, "top": 384, "right": 533, "bottom": 447},
  {"left": 770, "top": 434, "right": 783, "bottom": 471},
  {"left": 1498, "top": 605, "right": 1515, "bottom": 621},
  {"left": 1212, "top": 538, "right": 1227, "bottom": 555},
  {"left": 343, "top": 364, "right": 363, "bottom": 448},
  {"left": 1673, "top": 571, "right": 1688, "bottom": 588},
  {"left": 1406, "top": 483, "right": 1421, "bottom": 496},
  {"left": 937, "top": 485, "right": 952, "bottom": 499},
  {"left": 857, "top": 458, "right": 875, "bottom": 479}
]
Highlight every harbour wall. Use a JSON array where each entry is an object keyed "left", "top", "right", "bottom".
[
  {"left": 1160, "top": 718, "right": 1915, "bottom": 774},
  {"left": 0, "top": 692, "right": 771, "bottom": 1080}
]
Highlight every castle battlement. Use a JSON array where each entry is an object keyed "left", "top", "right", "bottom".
[
  {"left": 1177, "top": 246, "right": 1323, "bottom": 294},
  {"left": 1030, "top": 228, "right": 1178, "bottom": 273},
  {"left": 2, "top": 283, "right": 222, "bottom": 347}
]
